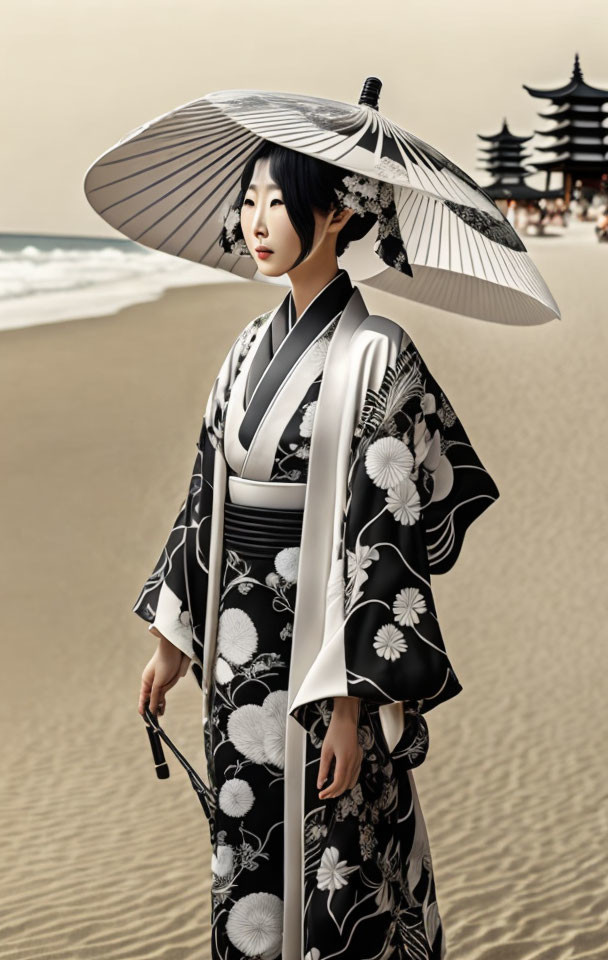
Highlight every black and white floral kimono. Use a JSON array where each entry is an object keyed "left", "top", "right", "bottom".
[{"left": 133, "top": 268, "right": 500, "bottom": 960}]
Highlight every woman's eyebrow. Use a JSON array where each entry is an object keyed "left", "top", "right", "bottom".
[{"left": 247, "top": 182, "right": 280, "bottom": 190}]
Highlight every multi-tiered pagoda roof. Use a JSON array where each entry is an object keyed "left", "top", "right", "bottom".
[
  {"left": 523, "top": 53, "right": 608, "bottom": 192},
  {"left": 477, "top": 118, "right": 562, "bottom": 201}
]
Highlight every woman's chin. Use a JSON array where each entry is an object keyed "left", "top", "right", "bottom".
[{"left": 255, "top": 259, "right": 285, "bottom": 277}]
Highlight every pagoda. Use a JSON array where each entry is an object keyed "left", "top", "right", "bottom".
[
  {"left": 523, "top": 53, "right": 608, "bottom": 203},
  {"left": 477, "top": 118, "right": 563, "bottom": 201}
]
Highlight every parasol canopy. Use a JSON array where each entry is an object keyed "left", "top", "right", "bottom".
[{"left": 84, "top": 77, "right": 561, "bottom": 326}]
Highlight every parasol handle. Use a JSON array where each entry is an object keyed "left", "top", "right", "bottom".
[{"left": 143, "top": 701, "right": 170, "bottom": 779}]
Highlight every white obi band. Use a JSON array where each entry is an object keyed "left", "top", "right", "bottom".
[{"left": 228, "top": 475, "right": 306, "bottom": 509}]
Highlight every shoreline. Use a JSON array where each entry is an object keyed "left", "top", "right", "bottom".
[
  {"left": 0, "top": 217, "right": 597, "bottom": 333},
  {"left": 0, "top": 271, "right": 246, "bottom": 332}
]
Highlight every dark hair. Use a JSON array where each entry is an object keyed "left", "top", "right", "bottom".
[{"left": 226, "top": 140, "right": 378, "bottom": 269}]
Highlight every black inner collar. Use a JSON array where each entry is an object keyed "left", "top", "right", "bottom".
[{"left": 239, "top": 269, "right": 354, "bottom": 450}]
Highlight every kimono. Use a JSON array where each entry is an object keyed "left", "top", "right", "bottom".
[{"left": 133, "top": 268, "right": 500, "bottom": 960}]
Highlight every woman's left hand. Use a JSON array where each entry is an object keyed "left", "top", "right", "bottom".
[{"left": 317, "top": 697, "right": 363, "bottom": 799}]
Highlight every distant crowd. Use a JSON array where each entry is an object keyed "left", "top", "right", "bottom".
[{"left": 503, "top": 186, "right": 608, "bottom": 242}]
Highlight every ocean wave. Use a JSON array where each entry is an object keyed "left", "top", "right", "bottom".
[{"left": 0, "top": 233, "right": 242, "bottom": 330}]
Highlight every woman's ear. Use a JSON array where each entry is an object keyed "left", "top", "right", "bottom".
[{"left": 327, "top": 205, "right": 356, "bottom": 234}]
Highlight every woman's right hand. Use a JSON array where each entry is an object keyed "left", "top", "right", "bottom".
[{"left": 138, "top": 629, "right": 191, "bottom": 717}]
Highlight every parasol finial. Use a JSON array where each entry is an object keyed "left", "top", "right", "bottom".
[{"left": 358, "top": 77, "right": 382, "bottom": 110}]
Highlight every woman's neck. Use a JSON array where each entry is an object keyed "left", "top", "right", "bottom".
[{"left": 288, "top": 262, "right": 340, "bottom": 322}]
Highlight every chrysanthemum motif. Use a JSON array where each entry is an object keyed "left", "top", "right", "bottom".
[
  {"left": 218, "top": 777, "right": 255, "bottom": 817},
  {"left": 225, "top": 891, "right": 283, "bottom": 958},
  {"left": 179, "top": 609, "right": 192, "bottom": 629},
  {"left": 316, "top": 845, "right": 358, "bottom": 892},
  {"left": 385, "top": 478, "right": 421, "bottom": 525},
  {"left": 393, "top": 587, "right": 427, "bottom": 626},
  {"left": 217, "top": 608, "right": 258, "bottom": 664},
  {"left": 262, "top": 689, "right": 288, "bottom": 769},
  {"left": 305, "top": 950, "right": 321, "bottom": 960},
  {"left": 373, "top": 624, "right": 408, "bottom": 661},
  {"left": 227, "top": 704, "right": 268, "bottom": 764},
  {"left": 274, "top": 546, "right": 300, "bottom": 584},
  {"left": 364, "top": 436, "right": 414, "bottom": 489},
  {"left": 299, "top": 401, "right": 317, "bottom": 438},
  {"left": 215, "top": 656, "right": 234, "bottom": 685},
  {"left": 211, "top": 842, "right": 234, "bottom": 877}
]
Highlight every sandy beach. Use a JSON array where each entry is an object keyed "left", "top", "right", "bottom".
[{"left": 2, "top": 224, "right": 607, "bottom": 959}]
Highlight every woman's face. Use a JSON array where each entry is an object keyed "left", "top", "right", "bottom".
[{"left": 240, "top": 156, "right": 331, "bottom": 276}]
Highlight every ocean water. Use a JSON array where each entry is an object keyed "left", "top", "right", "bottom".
[{"left": 0, "top": 233, "right": 243, "bottom": 332}]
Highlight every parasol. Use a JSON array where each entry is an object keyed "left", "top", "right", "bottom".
[{"left": 84, "top": 77, "right": 561, "bottom": 325}]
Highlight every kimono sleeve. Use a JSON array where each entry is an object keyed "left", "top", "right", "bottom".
[
  {"left": 131, "top": 423, "right": 210, "bottom": 665},
  {"left": 342, "top": 334, "right": 500, "bottom": 719},
  {"left": 131, "top": 309, "right": 271, "bottom": 671}
]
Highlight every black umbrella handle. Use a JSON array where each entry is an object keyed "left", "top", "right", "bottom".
[
  {"left": 142, "top": 699, "right": 217, "bottom": 829},
  {"left": 144, "top": 706, "right": 170, "bottom": 778}
]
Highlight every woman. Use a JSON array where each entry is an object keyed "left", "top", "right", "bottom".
[{"left": 133, "top": 139, "right": 500, "bottom": 959}]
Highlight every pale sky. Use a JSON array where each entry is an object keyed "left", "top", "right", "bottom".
[{"left": 3, "top": 0, "right": 607, "bottom": 237}]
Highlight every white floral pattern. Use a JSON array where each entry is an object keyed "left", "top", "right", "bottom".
[
  {"left": 226, "top": 690, "right": 289, "bottom": 770},
  {"left": 385, "top": 477, "right": 422, "bottom": 525},
  {"left": 217, "top": 608, "right": 258, "bottom": 664},
  {"left": 225, "top": 891, "right": 283, "bottom": 958},
  {"left": 308, "top": 334, "right": 331, "bottom": 372},
  {"left": 215, "top": 656, "right": 235, "bottom": 685},
  {"left": 262, "top": 689, "right": 288, "bottom": 769},
  {"left": 364, "top": 435, "right": 414, "bottom": 488},
  {"left": 227, "top": 704, "right": 269, "bottom": 765},
  {"left": 316, "top": 846, "right": 358, "bottom": 893},
  {"left": 345, "top": 542, "right": 380, "bottom": 612},
  {"left": 373, "top": 624, "right": 408, "bottom": 660},
  {"left": 274, "top": 546, "right": 300, "bottom": 584},
  {"left": 393, "top": 587, "right": 427, "bottom": 627},
  {"left": 299, "top": 401, "right": 317, "bottom": 438},
  {"left": 219, "top": 778, "right": 256, "bottom": 818},
  {"left": 211, "top": 842, "right": 234, "bottom": 877}
]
